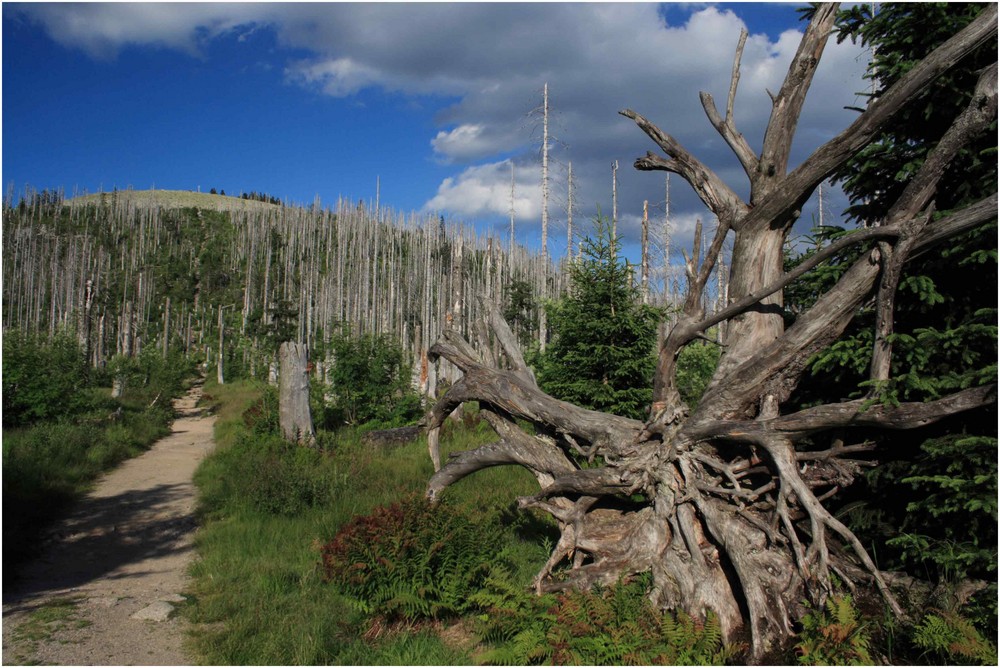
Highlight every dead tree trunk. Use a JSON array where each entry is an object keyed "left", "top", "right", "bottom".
[
  {"left": 279, "top": 341, "right": 316, "bottom": 446},
  {"left": 422, "top": 5, "right": 997, "bottom": 660},
  {"left": 217, "top": 304, "right": 225, "bottom": 385}
]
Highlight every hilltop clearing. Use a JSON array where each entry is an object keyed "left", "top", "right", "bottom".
[{"left": 64, "top": 188, "right": 283, "bottom": 212}]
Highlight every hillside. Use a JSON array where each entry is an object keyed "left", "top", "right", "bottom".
[
  {"left": 64, "top": 189, "right": 282, "bottom": 212},
  {"left": 2, "top": 190, "right": 558, "bottom": 394}
]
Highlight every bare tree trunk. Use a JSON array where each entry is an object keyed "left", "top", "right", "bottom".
[
  {"left": 279, "top": 341, "right": 316, "bottom": 446},
  {"left": 566, "top": 162, "right": 574, "bottom": 264},
  {"left": 78, "top": 278, "right": 94, "bottom": 368},
  {"left": 162, "top": 296, "right": 170, "bottom": 358},
  {"left": 509, "top": 162, "right": 516, "bottom": 255},
  {"left": 217, "top": 304, "right": 225, "bottom": 385},
  {"left": 539, "top": 83, "right": 550, "bottom": 352},
  {"left": 611, "top": 160, "right": 619, "bottom": 248},
  {"left": 641, "top": 200, "right": 650, "bottom": 304}
]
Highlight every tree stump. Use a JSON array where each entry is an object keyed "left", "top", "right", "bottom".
[{"left": 279, "top": 342, "right": 316, "bottom": 446}]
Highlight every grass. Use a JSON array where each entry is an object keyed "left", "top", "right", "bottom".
[
  {"left": 12, "top": 596, "right": 91, "bottom": 644},
  {"left": 186, "top": 379, "right": 549, "bottom": 664}
]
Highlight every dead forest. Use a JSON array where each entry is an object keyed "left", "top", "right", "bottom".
[{"left": 1, "top": 190, "right": 566, "bottom": 392}]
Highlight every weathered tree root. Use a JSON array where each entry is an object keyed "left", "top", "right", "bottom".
[{"left": 421, "top": 5, "right": 997, "bottom": 659}]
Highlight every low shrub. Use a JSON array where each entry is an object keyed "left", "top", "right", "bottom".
[
  {"left": 319, "top": 496, "right": 502, "bottom": 620},
  {"left": 318, "top": 332, "right": 423, "bottom": 429},
  {"left": 2, "top": 332, "right": 90, "bottom": 427}
]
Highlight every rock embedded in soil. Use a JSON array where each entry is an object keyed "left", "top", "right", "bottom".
[{"left": 131, "top": 601, "right": 175, "bottom": 622}]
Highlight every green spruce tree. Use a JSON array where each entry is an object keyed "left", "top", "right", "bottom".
[
  {"left": 536, "top": 217, "right": 660, "bottom": 420},
  {"left": 790, "top": 2, "right": 997, "bottom": 628}
]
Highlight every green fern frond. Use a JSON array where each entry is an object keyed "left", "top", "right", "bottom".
[{"left": 914, "top": 610, "right": 998, "bottom": 665}]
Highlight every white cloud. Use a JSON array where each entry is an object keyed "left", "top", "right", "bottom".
[
  {"left": 16, "top": 3, "right": 271, "bottom": 59},
  {"left": 14, "top": 2, "right": 868, "bottom": 248},
  {"left": 430, "top": 124, "right": 508, "bottom": 163},
  {"left": 285, "top": 57, "right": 380, "bottom": 97},
  {"left": 425, "top": 161, "right": 540, "bottom": 220}
]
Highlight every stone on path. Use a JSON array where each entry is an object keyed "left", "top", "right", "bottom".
[{"left": 132, "top": 601, "right": 176, "bottom": 622}]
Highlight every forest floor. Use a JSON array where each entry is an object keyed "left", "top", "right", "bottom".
[{"left": 2, "top": 382, "right": 215, "bottom": 665}]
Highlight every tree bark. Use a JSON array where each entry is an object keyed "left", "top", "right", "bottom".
[{"left": 279, "top": 341, "right": 316, "bottom": 446}]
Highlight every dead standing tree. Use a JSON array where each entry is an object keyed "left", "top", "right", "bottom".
[{"left": 422, "top": 4, "right": 998, "bottom": 659}]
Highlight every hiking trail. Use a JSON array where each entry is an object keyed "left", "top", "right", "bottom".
[{"left": 2, "top": 381, "right": 215, "bottom": 665}]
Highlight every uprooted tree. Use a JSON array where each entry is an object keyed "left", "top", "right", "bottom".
[{"left": 422, "top": 3, "right": 998, "bottom": 659}]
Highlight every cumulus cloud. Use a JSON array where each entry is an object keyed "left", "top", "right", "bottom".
[
  {"left": 13, "top": 2, "right": 868, "bottom": 246},
  {"left": 285, "top": 57, "right": 380, "bottom": 97},
  {"left": 425, "top": 160, "right": 540, "bottom": 220},
  {"left": 430, "top": 124, "right": 513, "bottom": 164}
]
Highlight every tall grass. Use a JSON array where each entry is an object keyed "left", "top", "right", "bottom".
[{"left": 187, "top": 380, "right": 548, "bottom": 664}]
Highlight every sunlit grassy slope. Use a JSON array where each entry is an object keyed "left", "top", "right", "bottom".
[{"left": 64, "top": 189, "right": 282, "bottom": 212}]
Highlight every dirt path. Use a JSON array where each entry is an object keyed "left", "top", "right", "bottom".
[{"left": 2, "top": 382, "right": 216, "bottom": 665}]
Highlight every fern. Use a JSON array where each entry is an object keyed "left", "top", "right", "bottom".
[
  {"left": 913, "top": 610, "right": 998, "bottom": 666},
  {"left": 796, "top": 594, "right": 873, "bottom": 666},
  {"left": 470, "top": 573, "right": 735, "bottom": 664},
  {"left": 319, "top": 496, "right": 502, "bottom": 621}
]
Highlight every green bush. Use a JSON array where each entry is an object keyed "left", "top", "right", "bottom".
[
  {"left": 319, "top": 497, "right": 502, "bottom": 620},
  {"left": 2, "top": 332, "right": 90, "bottom": 427},
  {"left": 675, "top": 342, "right": 721, "bottom": 407},
  {"left": 319, "top": 332, "right": 423, "bottom": 429},
  {"left": 98, "top": 347, "right": 193, "bottom": 404},
  {"left": 535, "top": 216, "right": 660, "bottom": 420}
]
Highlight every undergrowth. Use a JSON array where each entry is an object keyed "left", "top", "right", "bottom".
[
  {"left": 320, "top": 496, "right": 501, "bottom": 619},
  {"left": 188, "top": 379, "right": 544, "bottom": 664},
  {"left": 188, "top": 379, "right": 994, "bottom": 665},
  {"left": 471, "top": 572, "right": 736, "bottom": 665},
  {"left": 188, "top": 379, "right": 744, "bottom": 665}
]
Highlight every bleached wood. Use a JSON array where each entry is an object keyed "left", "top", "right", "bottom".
[{"left": 278, "top": 341, "right": 316, "bottom": 446}]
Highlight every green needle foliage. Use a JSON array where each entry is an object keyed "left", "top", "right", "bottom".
[
  {"left": 788, "top": 4, "right": 997, "bottom": 641},
  {"left": 536, "top": 216, "right": 660, "bottom": 420},
  {"left": 319, "top": 331, "right": 423, "bottom": 429}
]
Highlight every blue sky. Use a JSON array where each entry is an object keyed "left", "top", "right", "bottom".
[{"left": 3, "top": 2, "right": 869, "bottom": 259}]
